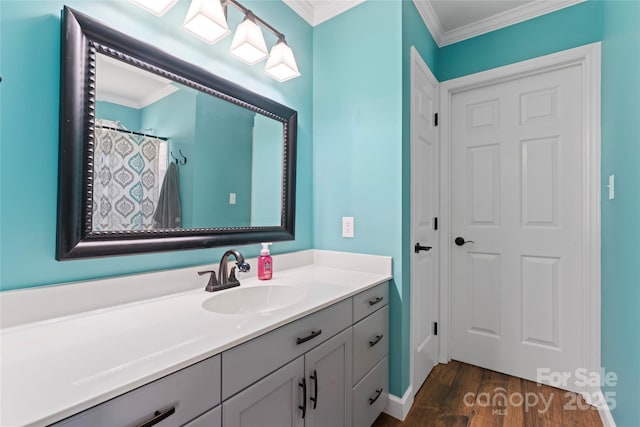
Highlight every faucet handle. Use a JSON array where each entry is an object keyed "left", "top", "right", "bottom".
[
  {"left": 228, "top": 266, "right": 238, "bottom": 283},
  {"left": 198, "top": 270, "right": 219, "bottom": 292}
]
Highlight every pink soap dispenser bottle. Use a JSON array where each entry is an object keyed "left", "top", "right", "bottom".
[{"left": 258, "top": 243, "right": 273, "bottom": 280}]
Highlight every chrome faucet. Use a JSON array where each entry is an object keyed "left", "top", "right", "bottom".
[{"left": 198, "top": 249, "right": 251, "bottom": 292}]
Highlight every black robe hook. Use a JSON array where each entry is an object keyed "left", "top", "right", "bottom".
[{"left": 170, "top": 149, "right": 187, "bottom": 165}]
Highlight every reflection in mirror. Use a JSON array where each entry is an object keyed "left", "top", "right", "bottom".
[
  {"left": 93, "top": 53, "right": 283, "bottom": 231},
  {"left": 57, "top": 7, "right": 297, "bottom": 259}
]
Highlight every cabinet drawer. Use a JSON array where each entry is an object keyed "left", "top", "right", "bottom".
[
  {"left": 222, "top": 299, "right": 352, "bottom": 400},
  {"left": 353, "top": 305, "right": 388, "bottom": 384},
  {"left": 352, "top": 356, "right": 388, "bottom": 427},
  {"left": 352, "top": 282, "right": 388, "bottom": 323},
  {"left": 54, "top": 355, "right": 221, "bottom": 427},
  {"left": 184, "top": 405, "right": 221, "bottom": 427}
]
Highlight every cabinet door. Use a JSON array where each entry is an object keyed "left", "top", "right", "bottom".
[
  {"left": 223, "top": 357, "right": 304, "bottom": 427},
  {"left": 304, "top": 328, "right": 352, "bottom": 427}
]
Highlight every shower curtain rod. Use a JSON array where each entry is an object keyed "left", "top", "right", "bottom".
[{"left": 97, "top": 125, "right": 168, "bottom": 141}]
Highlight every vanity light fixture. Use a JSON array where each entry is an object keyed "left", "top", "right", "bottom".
[
  {"left": 129, "top": 0, "right": 178, "bottom": 16},
  {"left": 131, "top": 0, "right": 301, "bottom": 82},
  {"left": 229, "top": 12, "right": 269, "bottom": 65},
  {"left": 183, "top": 0, "right": 231, "bottom": 44},
  {"left": 265, "top": 38, "right": 301, "bottom": 82}
]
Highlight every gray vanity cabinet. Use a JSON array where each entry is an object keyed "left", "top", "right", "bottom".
[
  {"left": 222, "top": 284, "right": 388, "bottom": 427},
  {"left": 53, "top": 354, "right": 221, "bottom": 427},
  {"left": 223, "top": 357, "right": 305, "bottom": 427},
  {"left": 351, "top": 283, "right": 389, "bottom": 427},
  {"left": 304, "top": 328, "right": 353, "bottom": 427},
  {"left": 223, "top": 328, "right": 352, "bottom": 427},
  {"left": 50, "top": 283, "right": 389, "bottom": 427},
  {"left": 222, "top": 304, "right": 353, "bottom": 427}
]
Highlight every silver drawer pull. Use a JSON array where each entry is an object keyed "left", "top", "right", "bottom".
[
  {"left": 369, "top": 334, "right": 384, "bottom": 347},
  {"left": 368, "top": 296, "right": 383, "bottom": 306},
  {"left": 136, "top": 406, "right": 176, "bottom": 427},
  {"left": 369, "top": 388, "right": 383, "bottom": 405},
  {"left": 296, "top": 329, "right": 322, "bottom": 345}
]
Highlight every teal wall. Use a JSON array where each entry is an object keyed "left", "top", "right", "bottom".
[
  {"left": 313, "top": 0, "right": 405, "bottom": 395},
  {"left": 95, "top": 101, "right": 142, "bottom": 130},
  {"left": 0, "top": 0, "right": 313, "bottom": 291},
  {"left": 438, "top": 0, "right": 602, "bottom": 80},
  {"left": 601, "top": 1, "right": 640, "bottom": 426},
  {"left": 193, "top": 93, "right": 253, "bottom": 228},
  {"left": 251, "top": 114, "right": 283, "bottom": 226},
  {"left": 141, "top": 87, "right": 196, "bottom": 142}
]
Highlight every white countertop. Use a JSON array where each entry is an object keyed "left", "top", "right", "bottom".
[{"left": 0, "top": 250, "right": 392, "bottom": 426}]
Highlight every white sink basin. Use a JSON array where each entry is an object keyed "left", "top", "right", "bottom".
[{"left": 202, "top": 285, "right": 307, "bottom": 315}]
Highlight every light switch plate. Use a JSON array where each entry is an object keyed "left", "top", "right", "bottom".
[
  {"left": 607, "top": 175, "right": 615, "bottom": 200},
  {"left": 229, "top": 193, "right": 236, "bottom": 205},
  {"left": 342, "top": 217, "right": 354, "bottom": 238}
]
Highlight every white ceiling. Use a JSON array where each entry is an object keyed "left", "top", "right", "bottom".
[
  {"left": 283, "top": 0, "right": 364, "bottom": 26},
  {"left": 96, "top": 54, "right": 178, "bottom": 110},
  {"left": 283, "top": 0, "right": 585, "bottom": 46},
  {"left": 430, "top": 0, "right": 533, "bottom": 32}
]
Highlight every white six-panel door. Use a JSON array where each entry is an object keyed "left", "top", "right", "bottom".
[
  {"left": 410, "top": 47, "right": 439, "bottom": 396},
  {"left": 450, "top": 63, "right": 586, "bottom": 391}
]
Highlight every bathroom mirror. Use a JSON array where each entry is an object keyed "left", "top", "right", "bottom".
[{"left": 57, "top": 7, "right": 297, "bottom": 260}]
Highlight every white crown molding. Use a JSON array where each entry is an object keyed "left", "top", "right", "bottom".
[
  {"left": 413, "top": 0, "right": 586, "bottom": 47},
  {"left": 283, "top": 0, "right": 364, "bottom": 26},
  {"left": 313, "top": 0, "right": 364, "bottom": 26},
  {"left": 138, "top": 85, "right": 179, "bottom": 109},
  {"left": 412, "top": 0, "right": 445, "bottom": 46},
  {"left": 97, "top": 84, "right": 178, "bottom": 109},
  {"left": 283, "top": 0, "right": 315, "bottom": 25}
]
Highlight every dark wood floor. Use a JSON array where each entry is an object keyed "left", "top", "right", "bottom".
[{"left": 373, "top": 361, "right": 603, "bottom": 427}]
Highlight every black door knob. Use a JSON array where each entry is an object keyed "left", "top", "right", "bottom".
[
  {"left": 414, "top": 243, "right": 432, "bottom": 253},
  {"left": 455, "top": 237, "right": 475, "bottom": 246}
]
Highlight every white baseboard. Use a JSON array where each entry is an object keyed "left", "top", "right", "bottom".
[
  {"left": 383, "top": 386, "right": 414, "bottom": 421},
  {"left": 593, "top": 390, "right": 617, "bottom": 427}
]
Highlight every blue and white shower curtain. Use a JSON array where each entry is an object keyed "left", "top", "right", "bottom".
[{"left": 92, "top": 127, "right": 165, "bottom": 231}]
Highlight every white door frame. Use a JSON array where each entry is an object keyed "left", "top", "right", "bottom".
[
  {"left": 438, "top": 43, "right": 601, "bottom": 398},
  {"left": 409, "top": 46, "right": 439, "bottom": 406}
]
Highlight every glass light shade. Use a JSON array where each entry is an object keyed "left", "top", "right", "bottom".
[
  {"left": 183, "top": 0, "right": 230, "bottom": 44},
  {"left": 129, "top": 0, "right": 178, "bottom": 16},
  {"left": 265, "top": 41, "right": 301, "bottom": 82},
  {"left": 229, "top": 18, "right": 269, "bottom": 65}
]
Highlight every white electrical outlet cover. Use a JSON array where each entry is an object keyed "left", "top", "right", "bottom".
[{"left": 342, "top": 217, "right": 354, "bottom": 238}]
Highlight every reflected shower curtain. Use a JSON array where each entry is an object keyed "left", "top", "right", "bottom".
[{"left": 93, "top": 127, "right": 163, "bottom": 230}]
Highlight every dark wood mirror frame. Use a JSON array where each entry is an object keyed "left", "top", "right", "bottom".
[{"left": 57, "top": 7, "right": 297, "bottom": 260}]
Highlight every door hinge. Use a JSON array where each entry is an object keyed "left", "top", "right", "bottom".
[
  {"left": 434, "top": 113, "right": 439, "bottom": 127},
  {"left": 433, "top": 322, "right": 438, "bottom": 336},
  {"left": 434, "top": 217, "right": 438, "bottom": 230}
]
